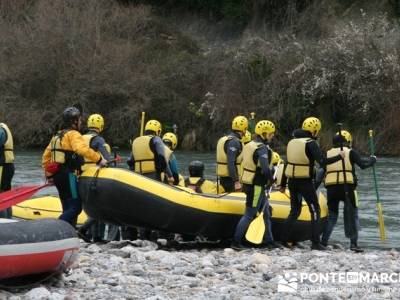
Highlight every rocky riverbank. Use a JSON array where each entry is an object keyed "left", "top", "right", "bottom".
[{"left": 1, "top": 240, "right": 399, "bottom": 299}]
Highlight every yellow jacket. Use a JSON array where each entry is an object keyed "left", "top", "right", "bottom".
[{"left": 42, "top": 130, "right": 101, "bottom": 175}]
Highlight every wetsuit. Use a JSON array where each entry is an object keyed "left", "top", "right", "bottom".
[
  {"left": 0, "top": 126, "right": 14, "bottom": 218},
  {"left": 233, "top": 136, "right": 274, "bottom": 245},
  {"left": 281, "top": 129, "right": 342, "bottom": 245},
  {"left": 319, "top": 146, "right": 376, "bottom": 246}
]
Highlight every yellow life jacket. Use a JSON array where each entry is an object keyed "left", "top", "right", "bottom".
[
  {"left": 50, "top": 130, "right": 71, "bottom": 164},
  {"left": 185, "top": 177, "right": 217, "bottom": 194},
  {"left": 81, "top": 133, "right": 111, "bottom": 171},
  {"left": 240, "top": 141, "right": 264, "bottom": 185},
  {"left": 0, "top": 123, "right": 14, "bottom": 163},
  {"left": 325, "top": 147, "right": 354, "bottom": 186},
  {"left": 132, "top": 135, "right": 155, "bottom": 174},
  {"left": 275, "top": 163, "right": 285, "bottom": 187},
  {"left": 285, "top": 138, "right": 313, "bottom": 178},
  {"left": 160, "top": 145, "right": 175, "bottom": 182},
  {"left": 216, "top": 135, "right": 242, "bottom": 177}
]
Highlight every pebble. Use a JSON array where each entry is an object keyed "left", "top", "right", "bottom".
[{"left": 1, "top": 241, "right": 398, "bottom": 299}]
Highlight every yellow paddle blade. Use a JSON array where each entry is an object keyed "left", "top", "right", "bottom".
[
  {"left": 245, "top": 212, "right": 265, "bottom": 244},
  {"left": 377, "top": 202, "right": 386, "bottom": 241}
]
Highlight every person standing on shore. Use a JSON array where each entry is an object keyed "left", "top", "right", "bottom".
[
  {"left": 0, "top": 121, "right": 15, "bottom": 218},
  {"left": 232, "top": 120, "right": 280, "bottom": 250},
  {"left": 42, "top": 107, "right": 107, "bottom": 227},
  {"left": 128, "top": 120, "right": 174, "bottom": 184},
  {"left": 79, "top": 114, "right": 114, "bottom": 242},
  {"left": 281, "top": 117, "right": 344, "bottom": 250},
  {"left": 216, "top": 116, "right": 248, "bottom": 192},
  {"left": 319, "top": 130, "right": 377, "bottom": 252}
]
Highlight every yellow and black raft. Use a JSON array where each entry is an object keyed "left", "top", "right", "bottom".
[
  {"left": 12, "top": 196, "right": 88, "bottom": 225},
  {"left": 79, "top": 167, "right": 328, "bottom": 242}
]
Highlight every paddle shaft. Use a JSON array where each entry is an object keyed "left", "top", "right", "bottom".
[
  {"left": 259, "top": 162, "right": 281, "bottom": 213},
  {"left": 140, "top": 112, "right": 145, "bottom": 136},
  {"left": 368, "top": 130, "right": 386, "bottom": 241}
]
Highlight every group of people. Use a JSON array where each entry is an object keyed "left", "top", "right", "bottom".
[
  {"left": 0, "top": 106, "right": 377, "bottom": 252},
  {"left": 217, "top": 115, "right": 376, "bottom": 252}
]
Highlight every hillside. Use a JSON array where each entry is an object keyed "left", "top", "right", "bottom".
[{"left": 1, "top": 0, "right": 399, "bottom": 154}]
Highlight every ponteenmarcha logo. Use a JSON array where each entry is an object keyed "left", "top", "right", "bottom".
[{"left": 277, "top": 272, "right": 298, "bottom": 293}]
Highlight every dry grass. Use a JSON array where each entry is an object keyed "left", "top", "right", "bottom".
[{"left": 0, "top": 0, "right": 399, "bottom": 154}]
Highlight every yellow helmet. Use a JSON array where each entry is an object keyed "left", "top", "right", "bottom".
[
  {"left": 87, "top": 114, "right": 104, "bottom": 132},
  {"left": 255, "top": 120, "right": 276, "bottom": 139},
  {"left": 271, "top": 151, "right": 281, "bottom": 165},
  {"left": 241, "top": 130, "right": 252, "bottom": 144},
  {"left": 336, "top": 130, "right": 352, "bottom": 143},
  {"left": 145, "top": 120, "right": 162, "bottom": 136},
  {"left": 162, "top": 132, "right": 178, "bottom": 150},
  {"left": 302, "top": 117, "right": 322, "bottom": 136},
  {"left": 232, "top": 116, "right": 248, "bottom": 133}
]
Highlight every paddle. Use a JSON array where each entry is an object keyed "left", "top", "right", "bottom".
[
  {"left": 368, "top": 129, "right": 386, "bottom": 241},
  {"left": 0, "top": 183, "right": 52, "bottom": 211},
  {"left": 245, "top": 163, "right": 280, "bottom": 244},
  {"left": 140, "top": 111, "right": 145, "bottom": 136},
  {"left": 337, "top": 123, "right": 357, "bottom": 239}
]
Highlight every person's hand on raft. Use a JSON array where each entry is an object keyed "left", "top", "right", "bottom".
[
  {"left": 98, "top": 158, "right": 108, "bottom": 167},
  {"left": 167, "top": 176, "right": 175, "bottom": 185},
  {"left": 234, "top": 181, "right": 242, "bottom": 192}
]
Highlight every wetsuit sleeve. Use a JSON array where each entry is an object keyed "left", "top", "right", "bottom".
[
  {"left": 307, "top": 140, "right": 341, "bottom": 166},
  {"left": 152, "top": 137, "right": 173, "bottom": 177},
  {"left": 350, "top": 149, "right": 376, "bottom": 169},
  {"left": 0, "top": 128, "right": 6, "bottom": 147},
  {"left": 66, "top": 131, "right": 101, "bottom": 163},
  {"left": 91, "top": 136, "right": 112, "bottom": 161},
  {"left": 169, "top": 154, "right": 180, "bottom": 184},
  {"left": 255, "top": 147, "right": 273, "bottom": 182},
  {"left": 314, "top": 167, "right": 326, "bottom": 189},
  {"left": 127, "top": 154, "right": 135, "bottom": 170},
  {"left": 225, "top": 139, "right": 241, "bottom": 181}
]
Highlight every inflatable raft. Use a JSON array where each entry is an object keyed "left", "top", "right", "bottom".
[
  {"left": 79, "top": 167, "right": 328, "bottom": 242},
  {"left": 12, "top": 196, "right": 88, "bottom": 225},
  {"left": 0, "top": 218, "right": 79, "bottom": 281}
]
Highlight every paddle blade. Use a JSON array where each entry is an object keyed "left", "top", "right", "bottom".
[
  {"left": 377, "top": 202, "right": 386, "bottom": 241},
  {"left": 245, "top": 212, "right": 265, "bottom": 244},
  {"left": 0, "top": 184, "right": 50, "bottom": 211}
]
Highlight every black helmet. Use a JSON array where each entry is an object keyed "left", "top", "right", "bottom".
[
  {"left": 63, "top": 107, "right": 81, "bottom": 125},
  {"left": 189, "top": 160, "right": 204, "bottom": 177}
]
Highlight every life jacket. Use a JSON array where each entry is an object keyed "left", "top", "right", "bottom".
[
  {"left": 240, "top": 141, "right": 264, "bottom": 185},
  {"left": 132, "top": 135, "right": 155, "bottom": 174},
  {"left": 49, "top": 130, "right": 84, "bottom": 170},
  {"left": 325, "top": 147, "right": 354, "bottom": 186},
  {"left": 81, "top": 132, "right": 111, "bottom": 172},
  {"left": 216, "top": 135, "right": 242, "bottom": 177},
  {"left": 274, "top": 163, "right": 285, "bottom": 187},
  {"left": 184, "top": 177, "right": 206, "bottom": 193},
  {"left": 285, "top": 138, "right": 313, "bottom": 178},
  {"left": 0, "top": 123, "right": 14, "bottom": 163}
]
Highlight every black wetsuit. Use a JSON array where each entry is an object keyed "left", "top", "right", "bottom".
[
  {"left": 319, "top": 146, "right": 376, "bottom": 246},
  {"left": 281, "top": 129, "right": 342, "bottom": 245}
]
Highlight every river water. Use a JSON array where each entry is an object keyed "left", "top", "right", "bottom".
[{"left": 13, "top": 150, "right": 399, "bottom": 250}]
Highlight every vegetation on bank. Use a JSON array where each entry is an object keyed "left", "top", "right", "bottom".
[{"left": 1, "top": 0, "right": 400, "bottom": 154}]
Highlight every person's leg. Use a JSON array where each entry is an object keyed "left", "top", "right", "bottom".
[
  {"left": 283, "top": 180, "right": 303, "bottom": 242},
  {"left": 299, "top": 182, "right": 322, "bottom": 247},
  {"left": 348, "top": 189, "right": 363, "bottom": 252},
  {"left": 0, "top": 164, "right": 14, "bottom": 218},
  {"left": 54, "top": 172, "right": 82, "bottom": 227},
  {"left": 321, "top": 188, "right": 340, "bottom": 246},
  {"left": 232, "top": 185, "right": 257, "bottom": 247}
]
